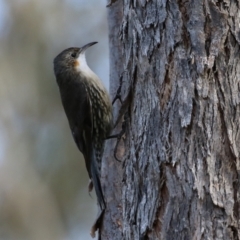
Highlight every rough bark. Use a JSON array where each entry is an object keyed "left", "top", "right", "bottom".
[
  {"left": 103, "top": 0, "right": 240, "bottom": 239},
  {"left": 101, "top": 1, "right": 124, "bottom": 239}
]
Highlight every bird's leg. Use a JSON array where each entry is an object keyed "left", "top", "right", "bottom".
[
  {"left": 106, "top": 112, "right": 128, "bottom": 162},
  {"left": 90, "top": 208, "right": 105, "bottom": 238},
  {"left": 88, "top": 179, "right": 93, "bottom": 193},
  {"left": 112, "top": 73, "right": 124, "bottom": 105},
  {"left": 106, "top": 0, "right": 119, "bottom": 7},
  {"left": 108, "top": 71, "right": 130, "bottom": 161}
]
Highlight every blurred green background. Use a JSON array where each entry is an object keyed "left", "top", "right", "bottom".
[{"left": 0, "top": 0, "right": 109, "bottom": 239}]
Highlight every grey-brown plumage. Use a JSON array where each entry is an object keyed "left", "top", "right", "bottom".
[{"left": 53, "top": 42, "right": 112, "bottom": 217}]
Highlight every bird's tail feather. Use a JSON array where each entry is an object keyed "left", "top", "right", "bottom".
[{"left": 91, "top": 147, "right": 106, "bottom": 210}]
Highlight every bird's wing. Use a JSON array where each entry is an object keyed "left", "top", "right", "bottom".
[
  {"left": 71, "top": 125, "right": 92, "bottom": 179},
  {"left": 60, "top": 81, "right": 92, "bottom": 178},
  {"left": 81, "top": 89, "right": 106, "bottom": 210},
  {"left": 60, "top": 82, "right": 105, "bottom": 210}
]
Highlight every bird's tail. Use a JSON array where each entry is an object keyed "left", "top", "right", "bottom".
[{"left": 91, "top": 147, "right": 106, "bottom": 211}]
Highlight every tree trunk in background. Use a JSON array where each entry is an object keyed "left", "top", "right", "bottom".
[{"left": 103, "top": 0, "right": 240, "bottom": 239}]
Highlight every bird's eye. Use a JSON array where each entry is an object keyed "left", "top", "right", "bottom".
[{"left": 71, "top": 52, "right": 77, "bottom": 58}]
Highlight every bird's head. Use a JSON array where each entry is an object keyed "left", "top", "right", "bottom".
[{"left": 53, "top": 42, "right": 97, "bottom": 78}]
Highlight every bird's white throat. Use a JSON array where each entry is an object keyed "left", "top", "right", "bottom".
[
  {"left": 75, "top": 52, "right": 106, "bottom": 92},
  {"left": 75, "top": 53, "right": 96, "bottom": 79}
]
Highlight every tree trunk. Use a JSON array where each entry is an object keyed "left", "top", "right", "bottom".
[
  {"left": 101, "top": 1, "right": 124, "bottom": 239},
  {"left": 103, "top": 0, "right": 240, "bottom": 239}
]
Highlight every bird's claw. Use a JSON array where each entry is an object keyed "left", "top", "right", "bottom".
[
  {"left": 88, "top": 179, "right": 93, "bottom": 193},
  {"left": 112, "top": 71, "right": 127, "bottom": 105},
  {"left": 106, "top": 112, "right": 127, "bottom": 162},
  {"left": 90, "top": 208, "right": 105, "bottom": 238}
]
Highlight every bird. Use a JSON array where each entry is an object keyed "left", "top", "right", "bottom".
[{"left": 53, "top": 42, "right": 113, "bottom": 235}]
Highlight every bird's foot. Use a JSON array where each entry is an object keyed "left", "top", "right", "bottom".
[
  {"left": 90, "top": 208, "right": 105, "bottom": 238},
  {"left": 109, "top": 70, "right": 129, "bottom": 162},
  {"left": 106, "top": 112, "right": 128, "bottom": 162},
  {"left": 106, "top": 0, "right": 118, "bottom": 7},
  {"left": 88, "top": 179, "right": 93, "bottom": 193},
  {"left": 112, "top": 71, "right": 126, "bottom": 105}
]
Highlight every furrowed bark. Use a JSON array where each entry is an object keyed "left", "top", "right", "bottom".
[
  {"left": 104, "top": 1, "right": 240, "bottom": 239},
  {"left": 101, "top": 1, "right": 124, "bottom": 239}
]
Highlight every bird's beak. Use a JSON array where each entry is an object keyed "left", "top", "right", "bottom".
[{"left": 80, "top": 42, "right": 98, "bottom": 53}]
